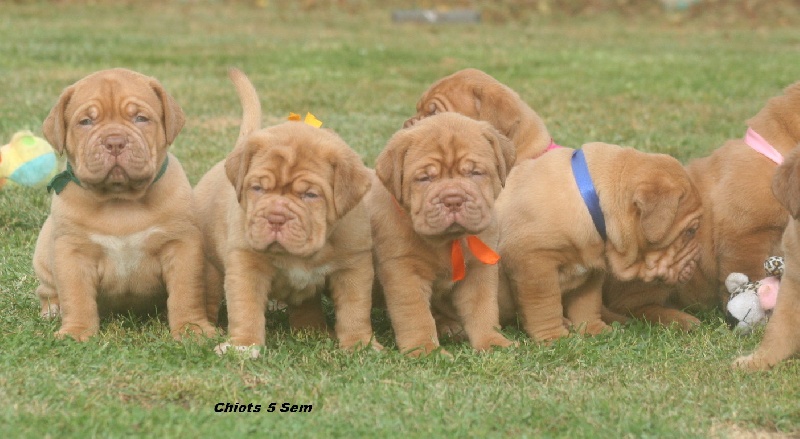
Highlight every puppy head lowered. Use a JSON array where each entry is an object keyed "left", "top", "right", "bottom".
[
  {"left": 403, "top": 69, "right": 549, "bottom": 160},
  {"left": 225, "top": 122, "right": 371, "bottom": 257},
  {"left": 601, "top": 145, "right": 703, "bottom": 284},
  {"left": 43, "top": 68, "right": 185, "bottom": 200},
  {"left": 376, "top": 112, "right": 515, "bottom": 239}
]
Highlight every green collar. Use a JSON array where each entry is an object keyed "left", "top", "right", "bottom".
[{"left": 47, "top": 155, "right": 170, "bottom": 195}]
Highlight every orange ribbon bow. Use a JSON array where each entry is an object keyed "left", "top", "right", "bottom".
[
  {"left": 451, "top": 236, "right": 501, "bottom": 282},
  {"left": 390, "top": 195, "right": 499, "bottom": 282}
]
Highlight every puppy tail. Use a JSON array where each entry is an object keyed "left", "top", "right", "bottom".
[{"left": 228, "top": 67, "right": 262, "bottom": 144}]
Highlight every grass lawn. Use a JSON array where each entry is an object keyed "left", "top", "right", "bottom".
[{"left": 1, "top": 1, "right": 799, "bottom": 437}]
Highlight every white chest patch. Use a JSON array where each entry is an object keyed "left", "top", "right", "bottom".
[
  {"left": 282, "top": 264, "right": 332, "bottom": 291},
  {"left": 89, "top": 227, "right": 162, "bottom": 279}
]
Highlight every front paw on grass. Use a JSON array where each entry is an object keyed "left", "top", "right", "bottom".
[
  {"left": 55, "top": 326, "right": 97, "bottom": 342},
  {"left": 732, "top": 354, "right": 773, "bottom": 372},
  {"left": 171, "top": 322, "right": 219, "bottom": 340},
  {"left": 338, "top": 335, "right": 384, "bottom": 352},
  {"left": 402, "top": 344, "right": 453, "bottom": 359},
  {"left": 473, "top": 335, "right": 517, "bottom": 351},
  {"left": 214, "top": 342, "right": 262, "bottom": 359}
]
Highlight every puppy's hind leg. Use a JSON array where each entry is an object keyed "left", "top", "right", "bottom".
[
  {"left": 36, "top": 284, "right": 60, "bottom": 320},
  {"left": 288, "top": 290, "right": 330, "bottom": 335},
  {"left": 564, "top": 271, "right": 610, "bottom": 336},
  {"left": 204, "top": 261, "right": 225, "bottom": 326},
  {"left": 33, "top": 217, "right": 59, "bottom": 319}
]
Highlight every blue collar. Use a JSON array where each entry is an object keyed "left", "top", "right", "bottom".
[{"left": 571, "top": 149, "right": 607, "bottom": 241}]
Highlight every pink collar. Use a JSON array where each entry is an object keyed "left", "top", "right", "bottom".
[
  {"left": 745, "top": 128, "right": 783, "bottom": 165},
  {"left": 546, "top": 138, "right": 563, "bottom": 152}
]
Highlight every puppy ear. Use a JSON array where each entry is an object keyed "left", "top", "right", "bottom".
[
  {"left": 374, "top": 130, "right": 408, "bottom": 202},
  {"left": 473, "top": 84, "right": 521, "bottom": 141},
  {"left": 633, "top": 182, "right": 681, "bottom": 244},
  {"left": 772, "top": 146, "right": 800, "bottom": 219},
  {"left": 224, "top": 141, "right": 257, "bottom": 203},
  {"left": 332, "top": 149, "right": 372, "bottom": 219},
  {"left": 149, "top": 79, "right": 186, "bottom": 146},
  {"left": 42, "top": 85, "right": 75, "bottom": 154},
  {"left": 480, "top": 123, "right": 516, "bottom": 186},
  {"left": 472, "top": 86, "right": 483, "bottom": 113}
]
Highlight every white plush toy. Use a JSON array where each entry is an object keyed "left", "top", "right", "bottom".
[{"left": 725, "top": 256, "right": 783, "bottom": 334}]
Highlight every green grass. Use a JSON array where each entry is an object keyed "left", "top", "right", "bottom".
[{"left": 2, "top": 2, "right": 800, "bottom": 437}]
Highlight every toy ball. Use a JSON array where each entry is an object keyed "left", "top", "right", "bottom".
[{"left": 0, "top": 130, "right": 58, "bottom": 189}]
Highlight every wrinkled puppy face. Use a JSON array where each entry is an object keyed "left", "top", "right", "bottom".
[
  {"left": 225, "top": 122, "right": 372, "bottom": 257},
  {"left": 43, "top": 68, "right": 184, "bottom": 200},
  {"left": 609, "top": 154, "right": 703, "bottom": 285},
  {"left": 377, "top": 113, "right": 515, "bottom": 239}
]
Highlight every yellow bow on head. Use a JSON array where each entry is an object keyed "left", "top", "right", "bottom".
[{"left": 288, "top": 112, "right": 323, "bottom": 128}]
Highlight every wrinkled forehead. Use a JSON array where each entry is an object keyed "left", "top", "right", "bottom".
[
  {"left": 245, "top": 130, "right": 337, "bottom": 184},
  {"left": 419, "top": 83, "right": 482, "bottom": 113},
  {"left": 66, "top": 72, "right": 161, "bottom": 116},
  {"left": 403, "top": 124, "right": 494, "bottom": 169}
]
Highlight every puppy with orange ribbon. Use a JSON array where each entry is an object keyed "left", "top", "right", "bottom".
[{"left": 367, "top": 112, "right": 516, "bottom": 356}]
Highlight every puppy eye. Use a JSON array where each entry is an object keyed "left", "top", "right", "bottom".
[
  {"left": 427, "top": 103, "right": 437, "bottom": 115},
  {"left": 250, "top": 185, "right": 264, "bottom": 194},
  {"left": 416, "top": 175, "right": 432, "bottom": 183},
  {"left": 685, "top": 227, "right": 697, "bottom": 238},
  {"left": 78, "top": 118, "right": 93, "bottom": 126},
  {"left": 469, "top": 170, "right": 485, "bottom": 177},
  {"left": 301, "top": 191, "right": 319, "bottom": 200},
  {"left": 134, "top": 115, "right": 150, "bottom": 124}
]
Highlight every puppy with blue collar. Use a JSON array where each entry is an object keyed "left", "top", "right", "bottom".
[{"left": 496, "top": 142, "right": 702, "bottom": 342}]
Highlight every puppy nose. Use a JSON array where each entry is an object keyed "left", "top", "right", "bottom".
[
  {"left": 403, "top": 117, "right": 417, "bottom": 129},
  {"left": 104, "top": 134, "right": 126, "bottom": 156},
  {"left": 443, "top": 194, "right": 464, "bottom": 210},
  {"left": 268, "top": 213, "right": 287, "bottom": 227}
]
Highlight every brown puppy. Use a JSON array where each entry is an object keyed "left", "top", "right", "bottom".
[
  {"left": 734, "top": 146, "right": 800, "bottom": 370},
  {"left": 369, "top": 112, "right": 516, "bottom": 356},
  {"left": 497, "top": 143, "right": 702, "bottom": 342},
  {"left": 404, "top": 68, "right": 552, "bottom": 161},
  {"left": 195, "top": 69, "right": 377, "bottom": 356},
  {"left": 604, "top": 81, "right": 800, "bottom": 328},
  {"left": 33, "top": 68, "right": 215, "bottom": 341}
]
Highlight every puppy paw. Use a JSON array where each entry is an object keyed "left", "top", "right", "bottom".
[
  {"left": 172, "top": 321, "right": 219, "bottom": 340},
  {"left": 339, "top": 334, "right": 384, "bottom": 352},
  {"left": 733, "top": 354, "right": 770, "bottom": 372},
  {"left": 672, "top": 315, "right": 702, "bottom": 332},
  {"left": 436, "top": 319, "right": 467, "bottom": 342},
  {"left": 472, "top": 333, "right": 517, "bottom": 351},
  {"left": 55, "top": 326, "right": 97, "bottom": 342},
  {"left": 579, "top": 320, "right": 612, "bottom": 336},
  {"left": 401, "top": 342, "right": 449, "bottom": 358},
  {"left": 532, "top": 326, "right": 570, "bottom": 343},
  {"left": 40, "top": 303, "right": 60, "bottom": 320},
  {"left": 214, "top": 342, "right": 261, "bottom": 359},
  {"left": 267, "top": 300, "right": 288, "bottom": 312}
]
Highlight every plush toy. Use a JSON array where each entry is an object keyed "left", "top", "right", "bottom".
[
  {"left": 0, "top": 130, "right": 59, "bottom": 189},
  {"left": 725, "top": 256, "right": 784, "bottom": 334}
]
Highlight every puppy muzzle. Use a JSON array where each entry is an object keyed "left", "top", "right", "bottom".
[{"left": 79, "top": 127, "right": 153, "bottom": 187}]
